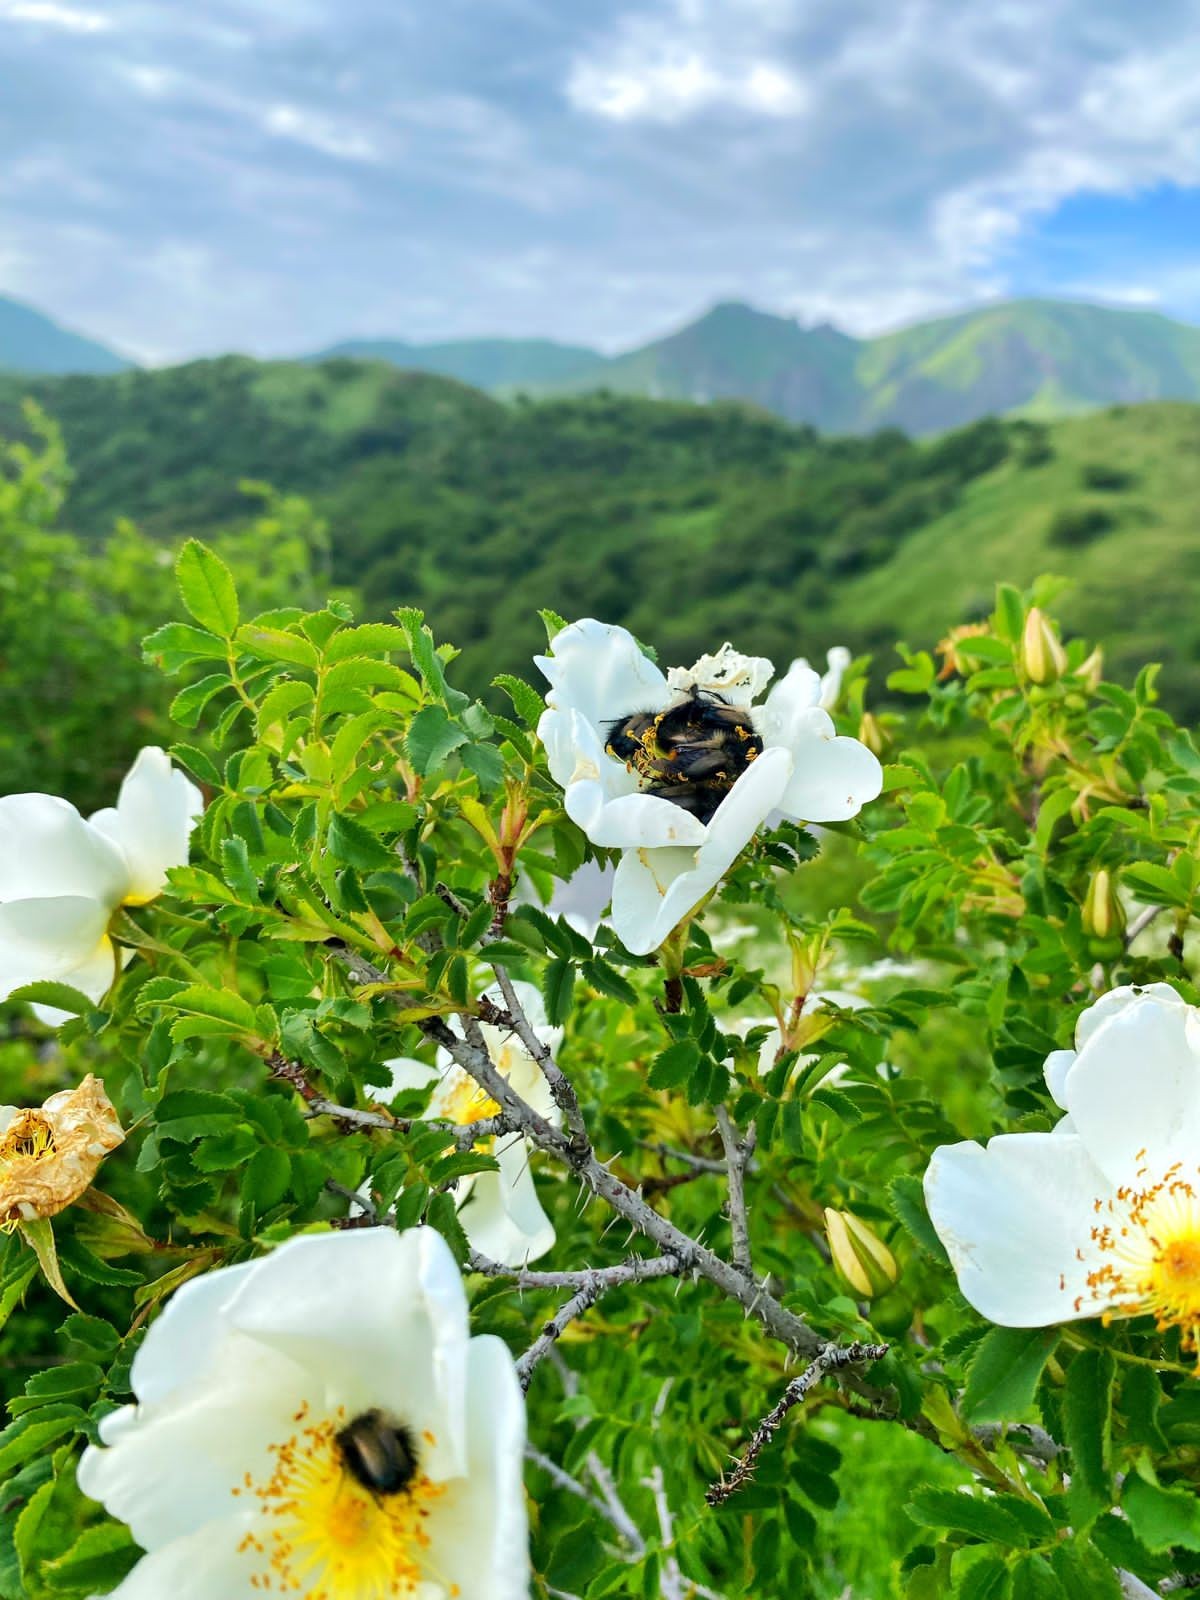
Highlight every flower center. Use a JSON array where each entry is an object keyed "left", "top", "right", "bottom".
[
  {"left": 0, "top": 1114, "right": 57, "bottom": 1233},
  {"left": 1078, "top": 1160, "right": 1200, "bottom": 1352},
  {"left": 440, "top": 1068, "right": 501, "bottom": 1127},
  {"left": 234, "top": 1405, "right": 451, "bottom": 1599},
  {"left": 604, "top": 689, "right": 763, "bottom": 825}
]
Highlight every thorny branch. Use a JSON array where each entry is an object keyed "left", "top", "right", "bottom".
[
  {"left": 512, "top": 1253, "right": 685, "bottom": 1391},
  {"left": 714, "top": 1106, "right": 756, "bottom": 1278},
  {"left": 705, "top": 1341, "right": 890, "bottom": 1507}
]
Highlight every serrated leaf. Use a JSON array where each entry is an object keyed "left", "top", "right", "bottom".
[
  {"left": 244, "top": 1147, "right": 291, "bottom": 1210},
  {"left": 955, "top": 1552, "right": 1012, "bottom": 1600},
  {"left": 906, "top": 1487, "right": 1028, "bottom": 1546},
  {"left": 236, "top": 623, "right": 319, "bottom": 669},
  {"left": 1064, "top": 1348, "right": 1114, "bottom": 1530},
  {"left": 17, "top": 1219, "right": 76, "bottom": 1308},
  {"left": 327, "top": 810, "right": 396, "bottom": 870},
  {"left": 962, "top": 1326, "right": 1059, "bottom": 1424},
  {"left": 169, "top": 672, "right": 231, "bottom": 729},
  {"left": 1123, "top": 1473, "right": 1200, "bottom": 1553},
  {"left": 542, "top": 956, "right": 575, "bottom": 1026},
  {"left": 492, "top": 672, "right": 545, "bottom": 728},
  {"left": 42, "top": 1520, "right": 141, "bottom": 1591},
  {"left": 176, "top": 539, "right": 239, "bottom": 636},
  {"left": 648, "top": 1040, "right": 700, "bottom": 1090},
  {"left": 323, "top": 623, "right": 411, "bottom": 662},
  {"left": 7, "top": 980, "right": 99, "bottom": 1017},
  {"left": 407, "top": 705, "right": 468, "bottom": 775},
  {"left": 888, "top": 1173, "right": 950, "bottom": 1265}
]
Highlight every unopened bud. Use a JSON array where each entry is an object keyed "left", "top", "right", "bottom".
[
  {"left": 1019, "top": 608, "right": 1068, "bottom": 687},
  {"left": 824, "top": 1207, "right": 899, "bottom": 1300},
  {"left": 1076, "top": 646, "right": 1104, "bottom": 692},
  {"left": 857, "top": 711, "right": 886, "bottom": 759},
  {"left": 1082, "top": 868, "right": 1125, "bottom": 941}
]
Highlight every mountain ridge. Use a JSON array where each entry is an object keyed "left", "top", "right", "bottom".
[{"left": 0, "top": 295, "right": 131, "bottom": 376}]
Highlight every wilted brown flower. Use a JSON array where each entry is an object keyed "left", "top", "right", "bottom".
[{"left": 0, "top": 1075, "right": 124, "bottom": 1230}]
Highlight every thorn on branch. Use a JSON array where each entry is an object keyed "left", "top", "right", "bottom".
[{"left": 705, "top": 1341, "right": 888, "bottom": 1507}]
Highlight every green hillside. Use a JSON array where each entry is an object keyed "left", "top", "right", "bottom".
[
  {"left": 0, "top": 357, "right": 1197, "bottom": 716},
  {"left": 0, "top": 294, "right": 131, "bottom": 375}
]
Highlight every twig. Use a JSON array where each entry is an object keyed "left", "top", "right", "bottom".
[
  {"left": 1119, "top": 1575, "right": 1161, "bottom": 1599},
  {"left": 469, "top": 1249, "right": 685, "bottom": 1292},
  {"left": 715, "top": 1106, "right": 756, "bottom": 1277},
  {"left": 972, "top": 1422, "right": 1061, "bottom": 1464},
  {"left": 525, "top": 1445, "right": 641, "bottom": 1550},
  {"left": 324, "top": 1179, "right": 377, "bottom": 1224},
  {"left": 705, "top": 1341, "right": 889, "bottom": 1506},
  {"left": 1160, "top": 1578, "right": 1200, "bottom": 1594},
  {"left": 514, "top": 1254, "right": 685, "bottom": 1390},
  {"left": 485, "top": 968, "right": 591, "bottom": 1151},
  {"left": 1125, "top": 903, "right": 1164, "bottom": 947},
  {"left": 639, "top": 1139, "right": 760, "bottom": 1177}
]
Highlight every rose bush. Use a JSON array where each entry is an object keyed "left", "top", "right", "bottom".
[{"left": 0, "top": 552, "right": 1196, "bottom": 1599}]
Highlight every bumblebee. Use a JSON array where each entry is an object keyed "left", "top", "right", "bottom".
[
  {"left": 336, "top": 1408, "right": 419, "bottom": 1497},
  {"left": 604, "top": 688, "right": 763, "bottom": 825}
]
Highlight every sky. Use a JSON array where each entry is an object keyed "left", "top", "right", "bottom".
[{"left": 2, "top": 0, "right": 1200, "bottom": 364}]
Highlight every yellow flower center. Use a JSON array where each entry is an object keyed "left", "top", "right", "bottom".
[
  {"left": 0, "top": 1114, "right": 57, "bottom": 1233},
  {"left": 234, "top": 1406, "right": 453, "bottom": 1599},
  {"left": 1078, "top": 1158, "right": 1200, "bottom": 1352},
  {"left": 440, "top": 1067, "right": 501, "bottom": 1127}
]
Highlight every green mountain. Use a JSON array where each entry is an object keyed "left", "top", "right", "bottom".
[
  {"left": 306, "top": 336, "right": 605, "bottom": 391},
  {"left": 318, "top": 298, "right": 1200, "bottom": 436},
  {"left": 2, "top": 356, "right": 1198, "bottom": 716},
  {"left": 0, "top": 295, "right": 131, "bottom": 375}
]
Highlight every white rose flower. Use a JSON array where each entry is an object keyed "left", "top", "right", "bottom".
[
  {"left": 77, "top": 1227, "right": 530, "bottom": 1599},
  {"left": 376, "top": 981, "right": 563, "bottom": 1266},
  {"left": 0, "top": 747, "right": 202, "bottom": 1018},
  {"left": 535, "top": 620, "right": 882, "bottom": 956},
  {"left": 925, "top": 983, "right": 1200, "bottom": 1349}
]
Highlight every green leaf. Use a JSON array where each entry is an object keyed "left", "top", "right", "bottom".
[
  {"left": 176, "top": 539, "right": 239, "bottom": 636},
  {"left": 888, "top": 1174, "right": 950, "bottom": 1265},
  {"left": 42, "top": 1520, "right": 141, "bottom": 1591},
  {"left": 542, "top": 956, "right": 576, "bottom": 1026},
  {"left": 327, "top": 811, "right": 396, "bottom": 871},
  {"left": 1049, "top": 1541, "right": 1122, "bottom": 1600},
  {"left": 492, "top": 672, "right": 546, "bottom": 728},
  {"left": 907, "top": 1487, "right": 1028, "bottom": 1545},
  {"left": 18, "top": 1218, "right": 76, "bottom": 1308},
  {"left": 6, "top": 980, "right": 99, "bottom": 1017},
  {"left": 1123, "top": 1473, "right": 1200, "bottom": 1553},
  {"left": 1063, "top": 1349, "right": 1114, "bottom": 1530},
  {"left": 1010, "top": 1554, "right": 1065, "bottom": 1600},
  {"left": 244, "top": 1147, "right": 291, "bottom": 1210},
  {"left": 962, "top": 1326, "right": 1060, "bottom": 1424},
  {"left": 168, "top": 742, "right": 222, "bottom": 787},
  {"left": 538, "top": 607, "right": 568, "bottom": 644},
  {"left": 0, "top": 1406, "right": 85, "bottom": 1476},
  {"left": 142, "top": 620, "right": 229, "bottom": 667},
  {"left": 648, "top": 1040, "right": 701, "bottom": 1090},
  {"left": 323, "top": 623, "right": 410, "bottom": 662},
  {"left": 169, "top": 672, "right": 231, "bottom": 729},
  {"left": 407, "top": 705, "right": 468, "bottom": 775},
  {"left": 166, "top": 983, "right": 259, "bottom": 1035},
  {"left": 955, "top": 1552, "right": 1012, "bottom": 1600},
  {"left": 236, "top": 623, "right": 320, "bottom": 669}
]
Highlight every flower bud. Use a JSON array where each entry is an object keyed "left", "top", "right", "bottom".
[
  {"left": 823, "top": 1207, "right": 899, "bottom": 1299},
  {"left": 857, "top": 711, "right": 886, "bottom": 759},
  {"left": 1082, "top": 867, "right": 1125, "bottom": 941},
  {"left": 1076, "top": 646, "right": 1104, "bottom": 692},
  {"left": 1019, "top": 608, "right": 1068, "bottom": 687}
]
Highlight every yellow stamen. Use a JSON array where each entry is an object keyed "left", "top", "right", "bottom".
[
  {"left": 1075, "top": 1162, "right": 1200, "bottom": 1353},
  {"left": 237, "top": 1410, "right": 450, "bottom": 1598}
]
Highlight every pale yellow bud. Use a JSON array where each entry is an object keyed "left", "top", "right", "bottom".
[
  {"left": 1082, "top": 868, "right": 1125, "bottom": 941},
  {"left": 1076, "top": 646, "right": 1104, "bottom": 692},
  {"left": 857, "top": 711, "right": 886, "bottom": 759},
  {"left": 1019, "top": 608, "right": 1068, "bottom": 687},
  {"left": 824, "top": 1207, "right": 899, "bottom": 1300}
]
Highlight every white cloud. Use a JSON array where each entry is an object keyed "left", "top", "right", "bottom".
[
  {"left": 262, "top": 104, "right": 380, "bottom": 164},
  {"left": 0, "top": 0, "right": 110, "bottom": 31}
]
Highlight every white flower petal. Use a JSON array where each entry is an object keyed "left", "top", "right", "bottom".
[
  {"left": 925, "top": 1131, "right": 1113, "bottom": 1326},
  {"left": 381, "top": 1056, "right": 442, "bottom": 1097},
  {"left": 224, "top": 1227, "right": 472, "bottom": 1481},
  {"left": 427, "top": 1334, "right": 530, "bottom": 1600},
  {"left": 78, "top": 1331, "right": 311, "bottom": 1549},
  {"left": 93, "top": 1512, "right": 269, "bottom": 1599},
  {"left": 818, "top": 646, "right": 853, "bottom": 710},
  {"left": 0, "top": 897, "right": 115, "bottom": 1001},
  {"left": 535, "top": 618, "right": 670, "bottom": 748},
  {"left": 610, "top": 746, "right": 792, "bottom": 955},
  {"left": 1074, "top": 981, "right": 1189, "bottom": 1051},
  {"left": 1043, "top": 1049, "right": 1077, "bottom": 1108},
  {"left": 0, "top": 793, "right": 128, "bottom": 905},
  {"left": 759, "top": 660, "right": 823, "bottom": 741},
  {"left": 1061, "top": 985, "right": 1200, "bottom": 1184},
  {"left": 89, "top": 747, "right": 203, "bottom": 904},
  {"left": 771, "top": 706, "right": 883, "bottom": 822},
  {"left": 666, "top": 641, "right": 774, "bottom": 708},
  {"left": 457, "top": 1134, "right": 556, "bottom": 1267},
  {"left": 128, "top": 1261, "right": 258, "bottom": 1409}
]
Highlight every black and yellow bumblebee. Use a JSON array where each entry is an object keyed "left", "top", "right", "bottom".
[
  {"left": 336, "top": 1408, "right": 419, "bottom": 1497},
  {"left": 604, "top": 687, "right": 763, "bottom": 825}
]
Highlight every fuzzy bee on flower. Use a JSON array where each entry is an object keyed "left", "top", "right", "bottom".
[{"left": 535, "top": 621, "right": 883, "bottom": 955}]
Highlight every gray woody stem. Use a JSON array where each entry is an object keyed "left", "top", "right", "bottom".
[
  {"left": 715, "top": 1105, "right": 756, "bottom": 1277},
  {"left": 706, "top": 1341, "right": 889, "bottom": 1506},
  {"left": 513, "top": 1254, "right": 685, "bottom": 1390}
]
